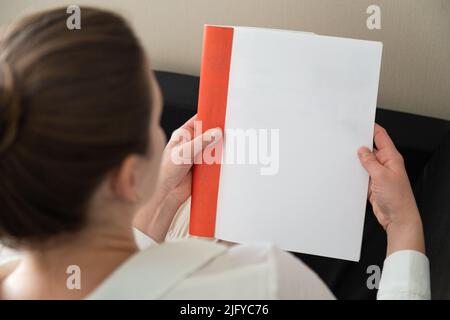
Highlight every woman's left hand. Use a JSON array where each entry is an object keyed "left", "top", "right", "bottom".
[
  {"left": 158, "top": 114, "right": 222, "bottom": 208},
  {"left": 134, "top": 115, "right": 222, "bottom": 242}
]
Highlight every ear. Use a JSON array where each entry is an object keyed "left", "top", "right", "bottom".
[{"left": 110, "top": 155, "right": 140, "bottom": 203}]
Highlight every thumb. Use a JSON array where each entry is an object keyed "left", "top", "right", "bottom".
[{"left": 358, "top": 147, "right": 384, "bottom": 178}]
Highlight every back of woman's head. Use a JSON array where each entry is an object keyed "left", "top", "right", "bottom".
[{"left": 0, "top": 7, "right": 151, "bottom": 247}]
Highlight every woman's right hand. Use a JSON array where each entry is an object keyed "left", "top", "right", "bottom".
[{"left": 358, "top": 124, "right": 425, "bottom": 256}]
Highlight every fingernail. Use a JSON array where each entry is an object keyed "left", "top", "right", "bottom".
[{"left": 358, "top": 147, "right": 370, "bottom": 158}]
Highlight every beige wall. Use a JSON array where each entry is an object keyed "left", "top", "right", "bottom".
[{"left": 0, "top": 0, "right": 449, "bottom": 120}]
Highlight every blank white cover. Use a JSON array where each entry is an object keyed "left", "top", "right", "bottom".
[{"left": 214, "top": 27, "right": 382, "bottom": 261}]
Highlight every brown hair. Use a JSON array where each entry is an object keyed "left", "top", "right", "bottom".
[{"left": 0, "top": 7, "right": 151, "bottom": 247}]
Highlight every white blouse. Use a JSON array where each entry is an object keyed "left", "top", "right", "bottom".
[
  {"left": 0, "top": 199, "right": 431, "bottom": 300},
  {"left": 89, "top": 227, "right": 428, "bottom": 300}
]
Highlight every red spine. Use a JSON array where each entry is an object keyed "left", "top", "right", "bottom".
[{"left": 189, "top": 26, "right": 234, "bottom": 237}]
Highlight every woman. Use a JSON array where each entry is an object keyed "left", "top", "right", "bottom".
[{"left": 0, "top": 7, "right": 430, "bottom": 299}]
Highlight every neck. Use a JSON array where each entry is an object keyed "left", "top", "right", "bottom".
[{"left": 1, "top": 220, "right": 138, "bottom": 300}]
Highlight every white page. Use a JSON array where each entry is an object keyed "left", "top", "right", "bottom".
[{"left": 214, "top": 27, "right": 382, "bottom": 261}]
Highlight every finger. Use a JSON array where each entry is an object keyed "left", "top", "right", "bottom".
[
  {"left": 173, "top": 127, "right": 222, "bottom": 165},
  {"left": 374, "top": 147, "right": 395, "bottom": 165},
  {"left": 373, "top": 124, "right": 404, "bottom": 168},
  {"left": 169, "top": 114, "right": 199, "bottom": 146},
  {"left": 358, "top": 146, "right": 385, "bottom": 178},
  {"left": 189, "top": 127, "right": 222, "bottom": 159},
  {"left": 373, "top": 124, "right": 398, "bottom": 154},
  {"left": 373, "top": 144, "right": 390, "bottom": 165},
  {"left": 179, "top": 114, "right": 198, "bottom": 132},
  {"left": 372, "top": 147, "right": 378, "bottom": 157}
]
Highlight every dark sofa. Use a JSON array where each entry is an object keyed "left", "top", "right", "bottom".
[{"left": 155, "top": 70, "right": 450, "bottom": 300}]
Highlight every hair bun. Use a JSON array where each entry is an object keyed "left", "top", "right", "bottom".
[{"left": 0, "top": 60, "right": 21, "bottom": 152}]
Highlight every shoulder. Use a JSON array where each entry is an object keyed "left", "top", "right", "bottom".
[
  {"left": 0, "top": 245, "right": 20, "bottom": 280},
  {"left": 164, "top": 241, "right": 335, "bottom": 299}
]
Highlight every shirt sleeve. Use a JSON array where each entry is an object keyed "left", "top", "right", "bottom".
[
  {"left": 133, "top": 227, "right": 157, "bottom": 250},
  {"left": 377, "top": 250, "right": 431, "bottom": 300}
]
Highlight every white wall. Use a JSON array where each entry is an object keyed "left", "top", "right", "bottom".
[{"left": 0, "top": 0, "right": 449, "bottom": 120}]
